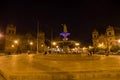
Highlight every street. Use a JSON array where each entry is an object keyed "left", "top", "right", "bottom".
[{"left": 0, "top": 53, "right": 120, "bottom": 80}]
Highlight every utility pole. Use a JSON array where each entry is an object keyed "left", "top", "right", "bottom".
[
  {"left": 51, "top": 27, "right": 53, "bottom": 53},
  {"left": 37, "top": 21, "right": 39, "bottom": 54}
]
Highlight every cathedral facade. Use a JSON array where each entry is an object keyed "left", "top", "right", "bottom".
[
  {"left": 92, "top": 25, "right": 120, "bottom": 52},
  {"left": 0, "top": 24, "right": 45, "bottom": 54}
]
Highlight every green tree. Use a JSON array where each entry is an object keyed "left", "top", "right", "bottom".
[{"left": 111, "top": 45, "right": 120, "bottom": 52}]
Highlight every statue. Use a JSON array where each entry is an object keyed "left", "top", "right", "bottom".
[{"left": 60, "top": 24, "right": 70, "bottom": 41}]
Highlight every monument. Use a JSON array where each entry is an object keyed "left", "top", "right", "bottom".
[
  {"left": 52, "top": 24, "right": 80, "bottom": 53},
  {"left": 59, "top": 24, "right": 71, "bottom": 53},
  {"left": 60, "top": 24, "right": 70, "bottom": 41}
]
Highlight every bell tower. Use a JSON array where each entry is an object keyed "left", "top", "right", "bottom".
[
  {"left": 106, "top": 25, "right": 115, "bottom": 51},
  {"left": 6, "top": 24, "right": 16, "bottom": 35},
  {"left": 5, "top": 24, "right": 16, "bottom": 52},
  {"left": 106, "top": 25, "right": 115, "bottom": 37},
  {"left": 92, "top": 29, "right": 99, "bottom": 47}
]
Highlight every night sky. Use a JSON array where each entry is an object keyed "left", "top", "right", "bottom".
[{"left": 0, "top": 0, "right": 120, "bottom": 45}]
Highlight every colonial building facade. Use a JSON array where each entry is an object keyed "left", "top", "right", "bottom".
[
  {"left": 92, "top": 25, "right": 120, "bottom": 52},
  {"left": 0, "top": 24, "right": 45, "bottom": 54}
]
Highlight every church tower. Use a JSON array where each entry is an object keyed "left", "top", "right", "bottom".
[
  {"left": 92, "top": 29, "right": 99, "bottom": 47},
  {"left": 6, "top": 24, "right": 16, "bottom": 35},
  {"left": 106, "top": 25, "right": 115, "bottom": 51},
  {"left": 5, "top": 24, "right": 16, "bottom": 52},
  {"left": 38, "top": 31, "right": 45, "bottom": 52}
]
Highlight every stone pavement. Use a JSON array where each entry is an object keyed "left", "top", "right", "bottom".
[{"left": 0, "top": 54, "right": 120, "bottom": 80}]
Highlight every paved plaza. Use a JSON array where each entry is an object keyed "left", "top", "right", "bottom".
[{"left": 0, "top": 53, "right": 120, "bottom": 80}]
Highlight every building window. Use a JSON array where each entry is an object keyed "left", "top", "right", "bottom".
[
  {"left": 8, "top": 30, "right": 15, "bottom": 34},
  {"left": 9, "top": 30, "right": 11, "bottom": 34},
  {"left": 108, "top": 32, "right": 111, "bottom": 36},
  {"left": 94, "top": 35, "right": 97, "bottom": 38},
  {"left": 12, "top": 30, "right": 14, "bottom": 34}
]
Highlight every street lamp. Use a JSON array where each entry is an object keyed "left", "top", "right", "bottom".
[
  {"left": 30, "top": 41, "right": 33, "bottom": 45},
  {"left": 118, "top": 40, "right": 120, "bottom": 43},
  {"left": 51, "top": 42, "right": 57, "bottom": 53},
  {"left": 14, "top": 40, "right": 18, "bottom": 44},
  {"left": 14, "top": 40, "right": 19, "bottom": 54},
  {"left": 11, "top": 44, "right": 15, "bottom": 48},
  {"left": 75, "top": 43, "right": 80, "bottom": 46},
  {"left": 75, "top": 42, "right": 80, "bottom": 53},
  {"left": 0, "top": 33, "right": 3, "bottom": 38},
  {"left": 52, "top": 42, "right": 57, "bottom": 46},
  {"left": 29, "top": 41, "right": 33, "bottom": 52}
]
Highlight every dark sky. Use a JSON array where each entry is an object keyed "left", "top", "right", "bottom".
[{"left": 0, "top": 0, "right": 120, "bottom": 45}]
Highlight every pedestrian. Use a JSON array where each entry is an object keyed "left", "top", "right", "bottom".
[
  {"left": 44, "top": 51, "right": 47, "bottom": 55},
  {"left": 27, "top": 50, "right": 30, "bottom": 55}
]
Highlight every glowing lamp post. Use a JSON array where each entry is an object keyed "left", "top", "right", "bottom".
[
  {"left": 14, "top": 40, "right": 18, "bottom": 44},
  {"left": 117, "top": 39, "right": 120, "bottom": 47},
  {"left": 14, "top": 40, "right": 19, "bottom": 53},
  {"left": 51, "top": 42, "right": 57, "bottom": 52},
  {"left": 118, "top": 40, "right": 120, "bottom": 43},
  {"left": 29, "top": 41, "right": 33, "bottom": 52},
  {"left": 0, "top": 33, "right": 3, "bottom": 38},
  {"left": 75, "top": 43, "right": 80, "bottom": 46},
  {"left": 52, "top": 42, "right": 57, "bottom": 46},
  {"left": 11, "top": 44, "right": 15, "bottom": 48},
  {"left": 75, "top": 43, "right": 80, "bottom": 53},
  {"left": 30, "top": 41, "right": 33, "bottom": 45}
]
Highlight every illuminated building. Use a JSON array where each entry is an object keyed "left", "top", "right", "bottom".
[
  {"left": 2, "top": 24, "right": 45, "bottom": 54},
  {"left": 92, "top": 25, "right": 120, "bottom": 52}
]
